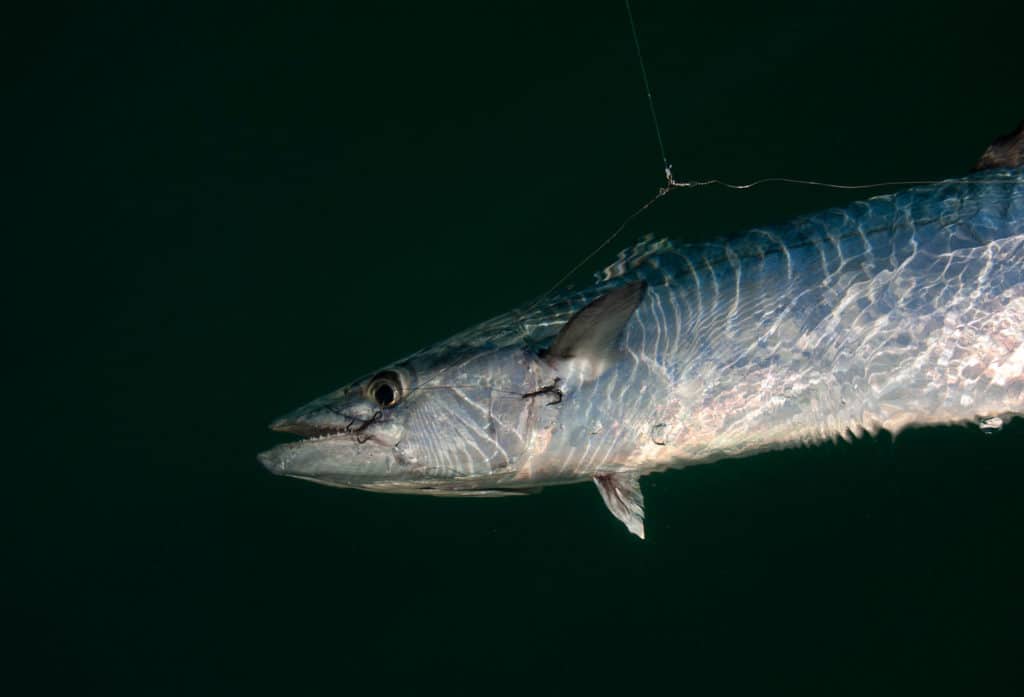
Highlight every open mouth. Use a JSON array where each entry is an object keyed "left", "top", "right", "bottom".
[{"left": 258, "top": 410, "right": 396, "bottom": 479}]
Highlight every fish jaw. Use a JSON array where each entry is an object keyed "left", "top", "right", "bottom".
[
  {"left": 258, "top": 436, "right": 544, "bottom": 496},
  {"left": 258, "top": 406, "right": 408, "bottom": 489},
  {"left": 257, "top": 377, "right": 422, "bottom": 487}
]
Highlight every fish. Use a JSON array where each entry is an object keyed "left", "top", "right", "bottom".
[{"left": 259, "top": 123, "right": 1024, "bottom": 538}]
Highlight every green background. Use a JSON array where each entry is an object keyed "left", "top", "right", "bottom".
[{"left": 10, "top": 1, "right": 1023, "bottom": 694}]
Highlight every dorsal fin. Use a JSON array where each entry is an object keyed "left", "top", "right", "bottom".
[
  {"left": 595, "top": 235, "right": 674, "bottom": 282},
  {"left": 972, "top": 121, "right": 1023, "bottom": 171}
]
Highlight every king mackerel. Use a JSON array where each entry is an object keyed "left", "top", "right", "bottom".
[{"left": 260, "top": 124, "right": 1024, "bottom": 538}]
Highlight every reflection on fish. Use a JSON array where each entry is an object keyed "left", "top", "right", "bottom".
[{"left": 260, "top": 123, "right": 1024, "bottom": 538}]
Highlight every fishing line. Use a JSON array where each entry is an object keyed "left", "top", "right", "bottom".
[
  {"left": 625, "top": 0, "right": 949, "bottom": 196},
  {"left": 535, "top": 190, "right": 662, "bottom": 300},
  {"left": 535, "top": 171, "right": 978, "bottom": 299},
  {"left": 538, "top": 2, "right": 941, "bottom": 302},
  {"left": 625, "top": 0, "right": 673, "bottom": 185},
  {"left": 528, "top": 2, "right": 1016, "bottom": 304},
  {"left": 665, "top": 176, "right": 946, "bottom": 193},
  {"left": 514, "top": 2, "right": 1019, "bottom": 345}
]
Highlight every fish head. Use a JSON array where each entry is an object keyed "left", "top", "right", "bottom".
[{"left": 258, "top": 344, "right": 558, "bottom": 495}]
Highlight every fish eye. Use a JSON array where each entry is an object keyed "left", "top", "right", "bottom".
[{"left": 367, "top": 371, "right": 402, "bottom": 408}]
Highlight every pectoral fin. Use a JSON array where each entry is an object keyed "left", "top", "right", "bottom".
[
  {"left": 547, "top": 281, "right": 647, "bottom": 380},
  {"left": 594, "top": 473, "right": 646, "bottom": 539}
]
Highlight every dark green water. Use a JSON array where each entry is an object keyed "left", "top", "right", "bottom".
[{"left": 10, "top": 2, "right": 1024, "bottom": 694}]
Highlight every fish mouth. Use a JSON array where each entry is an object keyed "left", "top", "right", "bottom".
[
  {"left": 263, "top": 405, "right": 394, "bottom": 449},
  {"left": 258, "top": 420, "right": 535, "bottom": 496},
  {"left": 257, "top": 410, "right": 398, "bottom": 480}
]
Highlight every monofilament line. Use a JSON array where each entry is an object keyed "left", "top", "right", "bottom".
[
  {"left": 666, "top": 176, "right": 944, "bottom": 192},
  {"left": 534, "top": 170, "right": 1015, "bottom": 306},
  {"left": 625, "top": 0, "right": 674, "bottom": 185},
  {"left": 623, "top": 2, "right": 955, "bottom": 196},
  {"left": 534, "top": 191, "right": 664, "bottom": 300},
  {"left": 525, "top": 5, "right": 1017, "bottom": 311}
]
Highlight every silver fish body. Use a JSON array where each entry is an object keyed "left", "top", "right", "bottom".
[{"left": 260, "top": 164, "right": 1024, "bottom": 538}]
